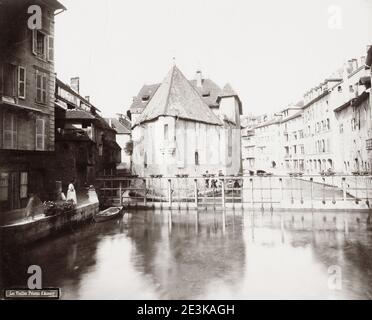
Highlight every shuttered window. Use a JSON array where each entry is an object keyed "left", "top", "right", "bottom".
[
  {"left": 3, "top": 112, "right": 17, "bottom": 149},
  {"left": 20, "top": 172, "right": 28, "bottom": 199},
  {"left": 32, "top": 29, "right": 47, "bottom": 59},
  {"left": 18, "top": 66, "right": 26, "bottom": 99},
  {"left": 36, "top": 71, "right": 47, "bottom": 104},
  {"left": 47, "top": 36, "right": 54, "bottom": 61},
  {"left": 0, "top": 173, "right": 9, "bottom": 201},
  {"left": 2, "top": 63, "right": 16, "bottom": 97},
  {"left": 36, "top": 118, "right": 45, "bottom": 150}
]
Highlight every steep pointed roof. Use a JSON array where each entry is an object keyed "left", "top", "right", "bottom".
[
  {"left": 217, "top": 83, "right": 243, "bottom": 115},
  {"left": 133, "top": 66, "right": 222, "bottom": 127},
  {"left": 219, "top": 83, "right": 237, "bottom": 97}
]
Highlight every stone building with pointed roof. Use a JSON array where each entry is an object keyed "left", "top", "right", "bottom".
[{"left": 130, "top": 65, "right": 242, "bottom": 178}]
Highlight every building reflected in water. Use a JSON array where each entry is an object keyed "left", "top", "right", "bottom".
[{"left": 1, "top": 210, "right": 372, "bottom": 300}]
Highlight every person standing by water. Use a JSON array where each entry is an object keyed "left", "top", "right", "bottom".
[
  {"left": 66, "top": 179, "right": 77, "bottom": 205},
  {"left": 204, "top": 170, "right": 210, "bottom": 189},
  {"left": 25, "top": 193, "right": 38, "bottom": 220}
]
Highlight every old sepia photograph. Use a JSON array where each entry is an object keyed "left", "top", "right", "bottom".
[{"left": 0, "top": 0, "right": 372, "bottom": 305}]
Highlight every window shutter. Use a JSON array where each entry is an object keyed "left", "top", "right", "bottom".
[
  {"left": 18, "top": 66, "right": 26, "bottom": 99},
  {"left": 32, "top": 29, "right": 37, "bottom": 55},
  {"left": 36, "top": 72, "right": 41, "bottom": 102},
  {"left": 42, "top": 74, "right": 47, "bottom": 103},
  {"left": 36, "top": 118, "right": 45, "bottom": 150},
  {"left": 3, "top": 113, "right": 17, "bottom": 149},
  {"left": 0, "top": 173, "right": 9, "bottom": 201},
  {"left": 12, "top": 114, "right": 17, "bottom": 148},
  {"left": 3, "top": 132, "right": 12, "bottom": 149},
  {"left": 20, "top": 172, "right": 28, "bottom": 199},
  {"left": 47, "top": 36, "right": 54, "bottom": 61},
  {"left": 43, "top": 34, "right": 47, "bottom": 59}
]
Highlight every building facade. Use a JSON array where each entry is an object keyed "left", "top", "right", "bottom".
[
  {"left": 105, "top": 115, "right": 132, "bottom": 173},
  {"left": 130, "top": 65, "right": 242, "bottom": 178},
  {"left": 253, "top": 118, "right": 281, "bottom": 172},
  {"left": 55, "top": 78, "right": 121, "bottom": 191},
  {"left": 240, "top": 115, "right": 258, "bottom": 173},
  {"left": 302, "top": 80, "right": 337, "bottom": 174},
  {"left": 244, "top": 50, "right": 372, "bottom": 176},
  {"left": 279, "top": 107, "right": 305, "bottom": 173},
  {"left": 0, "top": 0, "right": 65, "bottom": 211},
  {"left": 366, "top": 46, "right": 372, "bottom": 170},
  {"left": 333, "top": 56, "right": 371, "bottom": 174}
]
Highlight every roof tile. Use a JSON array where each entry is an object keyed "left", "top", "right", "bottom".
[{"left": 134, "top": 66, "right": 222, "bottom": 126}]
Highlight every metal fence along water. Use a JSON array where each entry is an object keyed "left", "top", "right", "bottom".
[{"left": 96, "top": 174, "right": 372, "bottom": 212}]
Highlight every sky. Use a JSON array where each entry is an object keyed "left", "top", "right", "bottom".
[{"left": 54, "top": 0, "right": 372, "bottom": 118}]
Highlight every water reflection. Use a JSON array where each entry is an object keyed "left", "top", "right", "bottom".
[{"left": 1, "top": 210, "right": 372, "bottom": 300}]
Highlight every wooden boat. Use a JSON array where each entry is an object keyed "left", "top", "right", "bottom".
[{"left": 94, "top": 207, "right": 123, "bottom": 223}]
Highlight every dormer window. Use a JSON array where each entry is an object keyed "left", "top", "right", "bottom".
[{"left": 142, "top": 95, "right": 150, "bottom": 102}]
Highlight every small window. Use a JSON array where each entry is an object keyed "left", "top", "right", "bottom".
[
  {"left": 0, "top": 173, "right": 9, "bottom": 201},
  {"left": 20, "top": 172, "right": 28, "bottom": 199},
  {"left": 144, "top": 153, "right": 147, "bottom": 168},
  {"left": 338, "top": 86, "right": 342, "bottom": 93},
  {"left": 36, "top": 118, "right": 45, "bottom": 150},
  {"left": 164, "top": 124, "right": 169, "bottom": 140},
  {"left": 195, "top": 151, "right": 199, "bottom": 165},
  {"left": 18, "top": 66, "right": 26, "bottom": 99},
  {"left": 142, "top": 95, "right": 150, "bottom": 102},
  {"left": 3, "top": 112, "right": 17, "bottom": 149}
]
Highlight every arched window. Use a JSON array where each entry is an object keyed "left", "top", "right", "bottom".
[
  {"left": 327, "top": 159, "right": 333, "bottom": 170},
  {"left": 195, "top": 151, "right": 199, "bottom": 165}
]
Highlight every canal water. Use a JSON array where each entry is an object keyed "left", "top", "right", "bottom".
[{"left": 1, "top": 209, "right": 372, "bottom": 300}]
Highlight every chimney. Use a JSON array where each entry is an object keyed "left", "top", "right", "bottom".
[
  {"left": 85, "top": 96, "right": 90, "bottom": 102},
  {"left": 342, "top": 62, "right": 350, "bottom": 81},
  {"left": 360, "top": 56, "right": 366, "bottom": 66},
  {"left": 70, "top": 77, "right": 80, "bottom": 93},
  {"left": 351, "top": 58, "right": 358, "bottom": 71},
  {"left": 196, "top": 70, "right": 203, "bottom": 88}
]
